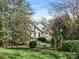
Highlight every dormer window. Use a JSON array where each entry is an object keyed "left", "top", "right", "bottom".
[
  {"left": 42, "top": 27, "right": 45, "bottom": 31},
  {"left": 34, "top": 27, "right": 36, "bottom": 30}
]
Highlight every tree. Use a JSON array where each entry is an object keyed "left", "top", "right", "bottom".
[
  {"left": 0, "top": 0, "right": 12, "bottom": 46},
  {"left": 0, "top": 0, "right": 33, "bottom": 46},
  {"left": 48, "top": 0, "right": 79, "bottom": 49},
  {"left": 49, "top": 14, "right": 72, "bottom": 49},
  {"left": 9, "top": 0, "right": 33, "bottom": 45},
  {"left": 49, "top": 0, "right": 79, "bottom": 20}
]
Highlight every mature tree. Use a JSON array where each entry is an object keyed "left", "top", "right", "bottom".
[
  {"left": 0, "top": 0, "right": 33, "bottom": 46},
  {"left": 48, "top": 0, "right": 79, "bottom": 49},
  {"left": 0, "top": 0, "right": 11, "bottom": 46},
  {"left": 50, "top": 14, "right": 71, "bottom": 49},
  {"left": 9, "top": 0, "right": 33, "bottom": 45},
  {"left": 49, "top": 0, "right": 79, "bottom": 19}
]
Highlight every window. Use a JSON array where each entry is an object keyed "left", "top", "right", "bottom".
[
  {"left": 42, "top": 27, "right": 45, "bottom": 31},
  {"left": 38, "top": 32, "right": 40, "bottom": 37},
  {"left": 34, "top": 32, "right": 36, "bottom": 37}
]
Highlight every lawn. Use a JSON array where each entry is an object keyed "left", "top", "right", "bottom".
[{"left": 0, "top": 48, "right": 71, "bottom": 59}]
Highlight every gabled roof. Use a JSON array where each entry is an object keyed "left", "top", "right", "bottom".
[
  {"left": 30, "top": 20, "right": 52, "bottom": 33},
  {"left": 30, "top": 21, "right": 43, "bottom": 33},
  {"left": 41, "top": 21, "right": 52, "bottom": 33}
]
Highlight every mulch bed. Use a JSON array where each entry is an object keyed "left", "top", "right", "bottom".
[
  {"left": 1, "top": 45, "right": 58, "bottom": 51},
  {"left": 31, "top": 48, "right": 58, "bottom": 51}
]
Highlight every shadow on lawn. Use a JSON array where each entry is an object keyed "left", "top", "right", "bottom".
[
  {"left": 0, "top": 48, "right": 46, "bottom": 59},
  {"left": 30, "top": 55, "right": 44, "bottom": 59},
  {"left": 6, "top": 48, "right": 45, "bottom": 52},
  {"left": 41, "top": 51, "right": 60, "bottom": 59},
  {"left": 0, "top": 52, "right": 24, "bottom": 59},
  {"left": 6, "top": 48, "right": 61, "bottom": 59},
  {"left": 47, "top": 52, "right": 61, "bottom": 59},
  {"left": 4, "top": 48, "right": 71, "bottom": 59}
]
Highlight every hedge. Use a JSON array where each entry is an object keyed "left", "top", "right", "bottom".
[{"left": 62, "top": 40, "right": 79, "bottom": 52}]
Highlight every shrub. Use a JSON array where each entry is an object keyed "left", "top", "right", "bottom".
[
  {"left": 50, "top": 38, "right": 56, "bottom": 47},
  {"left": 75, "top": 47, "right": 79, "bottom": 59},
  {"left": 0, "top": 40, "right": 3, "bottom": 46},
  {"left": 62, "top": 40, "right": 79, "bottom": 52},
  {"left": 37, "top": 37, "right": 47, "bottom": 43},
  {"left": 29, "top": 41, "right": 37, "bottom": 48}
]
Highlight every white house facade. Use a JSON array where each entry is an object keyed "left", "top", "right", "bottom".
[{"left": 30, "top": 21, "right": 52, "bottom": 39}]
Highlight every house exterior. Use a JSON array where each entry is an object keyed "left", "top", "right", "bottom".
[{"left": 30, "top": 21, "right": 52, "bottom": 39}]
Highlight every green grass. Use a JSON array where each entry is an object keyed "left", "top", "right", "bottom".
[{"left": 0, "top": 48, "right": 71, "bottom": 59}]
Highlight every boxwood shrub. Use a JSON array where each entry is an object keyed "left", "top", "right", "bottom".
[
  {"left": 37, "top": 37, "right": 47, "bottom": 43},
  {"left": 29, "top": 41, "right": 37, "bottom": 48}
]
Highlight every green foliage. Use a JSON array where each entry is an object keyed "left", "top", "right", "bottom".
[
  {"left": 62, "top": 40, "right": 79, "bottom": 52},
  {"left": 50, "top": 35, "right": 64, "bottom": 49},
  {"left": 75, "top": 47, "right": 79, "bottom": 59},
  {"left": 37, "top": 37, "right": 47, "bottom": 43},
  {"left": 50, "top": 38, "right": 55, "bottom": 47},
  {"left": 29, "top": 41, "right": 37, "bottom": 48},
  {"left": 50, "top": 38, "right": 57, "bottom": 48},
  {"left": 0, "top": 0, "right": 33, "bottom": 46},
  {"left": 0, "top": 40, "right": 3, "bottom": 46},
  {"left": 51, "top": 17, "right": 71, "bottom": 49}
]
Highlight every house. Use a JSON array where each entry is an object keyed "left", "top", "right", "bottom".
[{"left": 29, "top": 21, "right": 52, "bottom": 39}]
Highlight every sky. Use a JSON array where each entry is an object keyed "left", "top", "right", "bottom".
[{"left": 27, "top": 0, "right": 54, "bottom": 21}]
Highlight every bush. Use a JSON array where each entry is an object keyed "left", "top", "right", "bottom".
[
  {"left": 29, "top": 41, "right": 37, "bottom": 48},
  {"left": 50, "top": 38, "right": 55, "bottom": 47},
  {"left": 62, "top": 40, "right": 79, "bottom": 52},
  {"left": 75, "top": 47, "right": 79, "bottom": 59},
  {"left": 0, "top": 40, "right": 3, "bottom": 46},
  {"left": 37, "top": 37, "right": 47, "bottom": 43}
]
